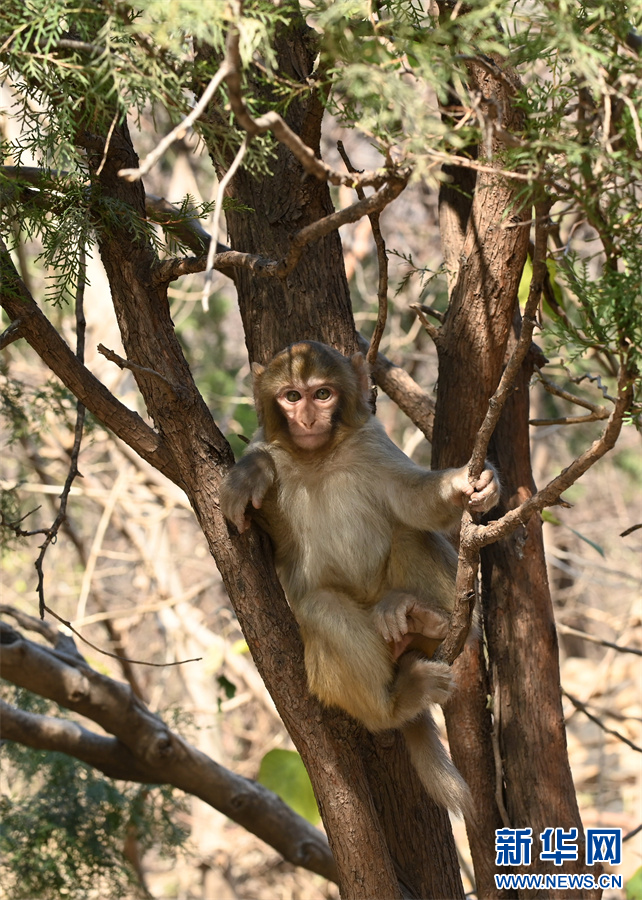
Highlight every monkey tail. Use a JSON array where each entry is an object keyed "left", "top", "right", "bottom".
[{"left": 402, "top": 712, "right": 472, "bottom": 818}]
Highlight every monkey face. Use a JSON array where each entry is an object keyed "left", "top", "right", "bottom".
[{"left": 275, "top": 381, "right": 339, "bottom": 450}]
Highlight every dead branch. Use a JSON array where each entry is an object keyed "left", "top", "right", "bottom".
[
  {"left": 562, "top": 690, "right": 642, "bottom": 753},
  {"left": 0, "top": 620, "right": 337, "bottom": 883},
  {"left": 556, "top": 623, "right": 642, "bottom": 657},
  {"left": 410, "top": 303, "right": 440, "bottom": 343}
]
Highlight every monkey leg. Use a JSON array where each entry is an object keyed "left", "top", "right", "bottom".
[{"left": 296, "top": 590, "right": 451, "bottom": 732}]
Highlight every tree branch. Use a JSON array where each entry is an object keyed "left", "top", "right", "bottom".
[
  {"left": 477, "top": 362, "right": 634, "bottom": 549},
  {"left": 0, "top": 622, "right": 338, "bottom": 883},
  {"left": 337, "top": 141, "right": 389, "bottom": 366},
  {"left": 0, "top": 239, "right": 180, "bottom": 484}
]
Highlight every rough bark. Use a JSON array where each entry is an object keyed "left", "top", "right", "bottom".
[
  {"left": 482, "top": 359, "right": 598, "bottom": 896},
  {"left": 198, "top": 17, "right": 465, "bottom": 900},
  {"left": 200, "top": 18, "right": 357, "bottom": 363},
  {"left": 434, "top": 56, "right": 598, "bottom": 900}
]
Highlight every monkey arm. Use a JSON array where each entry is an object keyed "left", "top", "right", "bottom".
[
  {"left": 362, "top": 420, "right": 500, "bottom": 530},
  {"left": 219, "top": 443, "right": 277, "bottom": 533}
]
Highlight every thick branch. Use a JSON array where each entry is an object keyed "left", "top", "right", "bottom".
[
  {"left": 0, "top": 624, "right": 337, "bottom": 883},
  {"left": 154, "top": 176, "right": 408, "bottom": 287},
  {"left": 0, "top": 241, "right": 180, "bottom": 484},
  {"left": 357, "top": 335, "right": 435, "bottom": 440}
]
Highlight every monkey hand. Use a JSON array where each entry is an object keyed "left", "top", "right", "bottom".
[
  {"left": 373, "top": 591, "right": 450, "bottom": 658},
  {"left": 453, "top": 462, "right": 500, "bottom": 513},
  {"left": 219, "top": 449, "right": 276, "bottom": 533}
]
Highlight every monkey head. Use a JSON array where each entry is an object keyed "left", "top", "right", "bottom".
[{"left": 252, "top": 341, "right": 371, "bottom": 453}]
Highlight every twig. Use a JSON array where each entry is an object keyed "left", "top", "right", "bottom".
[
  {"left": 621, "top": 523, "right": 642, "bottom": 537},
  {"left": 97, "top": 344, "right": 182, "bottom": 395},
  {"left": 562, "top": 689, "right": 642, "bottom": 753},
  {"left": 36, "top": 245, "right": 87, "bottom": 617},
  {"left": 337, "top": 141, "right": 389, "bottom": 365},
  {"left": 202, "top": 135, "right": 248, "bottom": 311},
  {"left": 410, "top": 303, "right": 440, "bottom": 343},
  {"left": 477, "top": 363, "right": 634, "bottom": 549},
  {"left": 118, "top": 64, "right": 232, "bottom": 182},
  {"left": 42, "top": 605, "right": 203, "bottom": 667},
  {"left": 223, "top": 10, "right": 391, "bottom": 191},
  {"left": 417, "top": 304, "right": 445, "bottom": 323},
  {"left": 533, "top": 367, "right": 610, "bottom": 422},
  {"left": 0, "top": 317, "right": 26, "bottom": 349},
  {"left": 530, "top": 413, "right": 610, "bottom": 426},
  {"left": 556, "top": 623, "right": 642, "bottom": 657}
]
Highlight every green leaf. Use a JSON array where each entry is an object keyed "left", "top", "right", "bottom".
[
  {"left": 257, "top": 749, "right": 320, "bottom": 824},
  {"left": 542, "top": 511, "right": 605, "bottom": 557},
  {"left": 626, "top": 866, "right": 642, "bottom": 900}
]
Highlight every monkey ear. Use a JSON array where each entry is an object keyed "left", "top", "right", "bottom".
[
  {"left": 251, "top": 362, "right": 266, "bottom": 381},
  {"left": 350, "top": 352, "right": 371, "bottom": 401}
]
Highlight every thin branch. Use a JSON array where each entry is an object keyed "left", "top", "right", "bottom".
[
  {"left": 417, "top": 304, "right": 445, "bottom": 324},
  {"left": 337, "top": 141, "right": 389, "bottom": 366},
  {"left": 97, "top": 343, "right": 183, "bottom": 397},
  {"left": 530, "top": 413, "right": 610, "bottom": 426},
  {"left": 534, "top": 367, "right": 610, "bottom": 419},
  {"left": 35, "top": 245, "right": 87, "bottom": 617},
  {"left": 0, "top": 317, "right": 26, "bottom": 349},
  {"left": 556, "top": 623, "right": 642, "bottom": 657},
  {"left": 356, "top": 334, "right": 435, "bottom": 440},
  {"left": 118, "top": 64, "right": 233, "bottom": 182},
  {"left": 476, "top": 363, "right": 634, "bottom": 549},
  {"left": 202, "top": 135, "right": 248, "bottom": 310},
  {"left": 223, "top": 11, "right": 391, "bottom": 192},
  {"left": 562, "top": 690, "right": 642, "bottom": 753},
  {"left": 410, "top": 303, "right": 440, "bottom": 343},
  {"left": 42, "top": 605, "right": 203, "bottom": 667}
]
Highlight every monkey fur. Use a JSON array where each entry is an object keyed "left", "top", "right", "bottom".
[{"left": 220, "top": 341, "right": 500, "bottom": 815}]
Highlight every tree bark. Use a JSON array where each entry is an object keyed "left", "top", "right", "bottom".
[
  {"left": 196, "top": 16, "right": 466, "bottom": 900},
  {"left": 434, "top": 55, "right": 599, "bottom": 900}
]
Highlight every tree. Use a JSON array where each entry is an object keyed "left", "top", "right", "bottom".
[{"left": 1, "top": 1, "right": 640, "bottom": 898}]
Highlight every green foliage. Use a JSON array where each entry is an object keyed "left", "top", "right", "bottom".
[
  {"left": 0, "top": 688, "right": 189, "bottom": 900},
  {"left": 257, "top": 748, "right": 320, "bottom": 825}
]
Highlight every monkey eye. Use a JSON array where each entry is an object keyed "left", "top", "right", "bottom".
[
  {"left": 284, "top": 390, "right": 301, "bottom": 402},
  {"left": 314, "top": 387, "right": 332, "bottom": 400}
]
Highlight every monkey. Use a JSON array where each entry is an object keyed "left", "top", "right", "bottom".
[{"left": 220, "top": 341, "right": 500, "bottom": 815}]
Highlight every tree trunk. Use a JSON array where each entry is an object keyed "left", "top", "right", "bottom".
[
  {"left": 200, "top": 16, "right": 466, "bottom": 900},
  {"left": 434, "top": 54, "right": 600, "bottom": 899}
]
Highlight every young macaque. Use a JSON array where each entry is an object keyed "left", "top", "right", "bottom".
[{"left": 220, "top": 341, "right": 500, "bottom": 815}]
